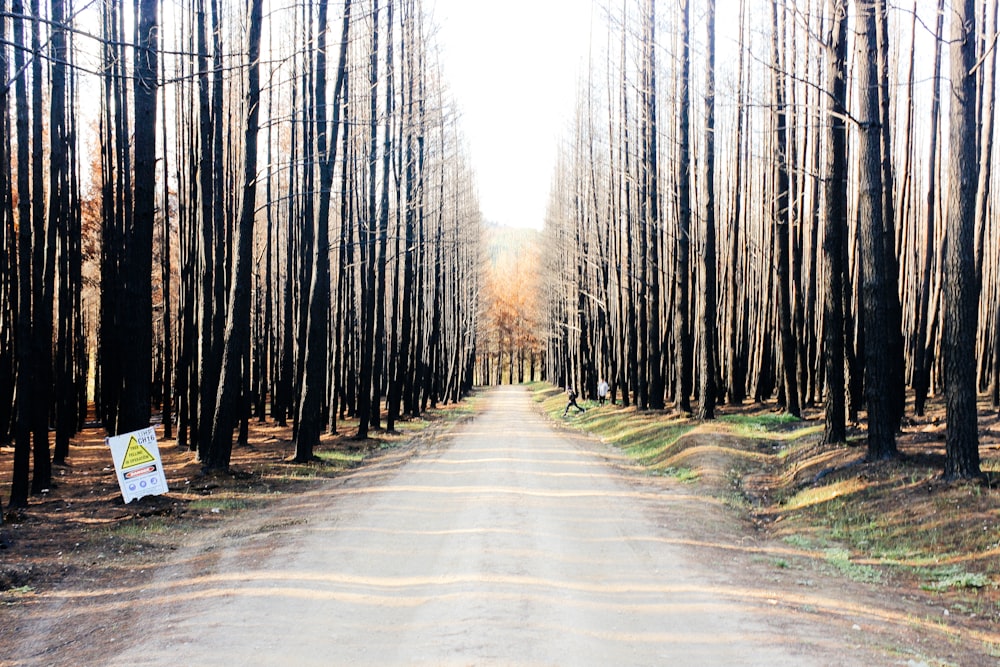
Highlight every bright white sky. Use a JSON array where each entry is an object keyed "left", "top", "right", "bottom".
[{"left": 429, "top": 0, "right": 596, "bottom": 229}]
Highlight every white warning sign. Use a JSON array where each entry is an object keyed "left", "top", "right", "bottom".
[{"left": 106, "top": 427, "right": 169, "bottom": 503}]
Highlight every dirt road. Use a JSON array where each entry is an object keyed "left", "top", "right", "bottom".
[{"left": 7, "top": 387, "right": 947, "bottom": 665}]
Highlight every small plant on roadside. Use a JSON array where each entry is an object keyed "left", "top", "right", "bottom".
[
  {"left": 315, "top": 450, "right": 365, "bottom": 467},
  {"left": 110, "top": 518, "right": 170, "bottom": 538},
  {"left": 823, "top": 547, "right": 883, "bottom": 584},
  {"left": 782, "top": 534, "right": 814, "bottom": 550},
  {"left": 920, "top": 565, "right": 992, "bottom": 592},
  {"left": 187, "top": 497, "right": 251, "bottom": 512},
  {"left": 719, "top": 412, "right": 801, "bottom": 438},
  {"left": 658, "top": 466, "right": 698, "bottom": 482}
]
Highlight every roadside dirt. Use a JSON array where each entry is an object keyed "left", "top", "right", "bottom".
[{"left": 1, "top": 388, "right": 998, "bottom": 665}]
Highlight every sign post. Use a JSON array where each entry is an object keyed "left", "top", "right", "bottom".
[{"left": 106, "top": 427, "right": 169, "bottom": 503}]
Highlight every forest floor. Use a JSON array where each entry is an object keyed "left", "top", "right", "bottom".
[
  {"left": 1, "top": 387, "right": 999, "bottom": 665},
  {"left": 0, "top": 401, "right": 473, "bottom": 599}
]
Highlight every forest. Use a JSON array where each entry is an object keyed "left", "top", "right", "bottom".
[
  {"left": 543, "top": 0, "right": 996, "bottom": 482},
  {"left": 0, "top": 0, "right": 997, "bottom": 523},
  {"left": 0, "top": 0, "right": 482, "bottom": 515}
]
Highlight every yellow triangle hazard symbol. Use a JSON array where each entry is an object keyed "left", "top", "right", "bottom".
[{"left": 121, "top": 436, "right": 156, "bottom": 469}]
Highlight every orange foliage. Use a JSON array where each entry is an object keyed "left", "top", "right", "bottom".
[{"left": 479, "top": 235, "right": 544, "bottom": 371}]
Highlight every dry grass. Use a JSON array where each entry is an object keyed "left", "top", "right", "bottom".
[
  {"left": 0, "top": 399, "right": 476, "bottom": 597},
  {"left": 533, "top": 381, "right": 1000, "bottom": 627}
]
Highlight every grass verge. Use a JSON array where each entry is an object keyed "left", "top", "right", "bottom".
[{"left": 527, "top": 381, "right": 1000, "bottom": 629}]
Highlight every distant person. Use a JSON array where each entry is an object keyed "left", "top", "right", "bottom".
[
  {"left": 597, "top": 378, "right": 609, "bottom": 406},
  {"left": 563, "top": 386, "right": 585, "bottom": 417}
]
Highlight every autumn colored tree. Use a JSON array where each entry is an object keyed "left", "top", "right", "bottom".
[{"left": 478, "top": 229, "right": 544, "bottom": 385}]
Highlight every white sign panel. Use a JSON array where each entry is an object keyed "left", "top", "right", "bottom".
[{"left": 106, "top": 427, "right": 169, "bottom": 503}]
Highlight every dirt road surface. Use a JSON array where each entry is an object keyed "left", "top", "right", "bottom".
[{"left": 7, "top": 387, "right": 966, "bottom": 665}]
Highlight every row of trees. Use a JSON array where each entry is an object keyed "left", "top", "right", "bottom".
[
  {"left": 545, "top": 0, "right": 990, "bottom": 479},
  {"left": 1, "top": 0, "right": 483, "bottom": 513},
  {"left": 476, "top": 226, "right": 545, "bottom": 386}
]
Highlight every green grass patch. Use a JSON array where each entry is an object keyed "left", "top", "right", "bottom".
[
  {"left": 718, "top": 412, "right": 823, "bottom": 442},
  {"left": 433, "top": 398, "right": 480, "bottom": 419},
  {"left": 530, "top": 381, "right": 1000, "bottom": 620},
  {"left": 720, "top": 412, "right": 800, "bottom": 434},
  {"left": 658, "top": 466, "right": 699, "bottom": 482},
  {"left": 531, "top": 383, "right": 696, "bottom": 468},
  {"left": 720, "top": 412, "right": 801, "bottom": 427},
  {"left": 187, "top": 497, "right": 252, "bottom": 512},
  {"left": 782, "top": 477, "right": 868, "bottom": 511},
  {"left": 920, "top": 565, "right": 992, "bottom": 591},
  {"left": 617, "top": 424, "right": 694, "bottom": 463},
  {"left": 110, "top": 517, "right": 170, "bottom": 538},
  {"left": 823, "top": 547, "right": 883, "bottom": 584},
  {"left": 315, "top": 449, "right": 365, "bottom": 466},
  {"left": 782, "top": 533, "right": 815, "bottom": 550}
]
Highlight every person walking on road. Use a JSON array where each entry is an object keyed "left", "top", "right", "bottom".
[{"left": 563, "top": 386, "right": 585, "bottom": 417}]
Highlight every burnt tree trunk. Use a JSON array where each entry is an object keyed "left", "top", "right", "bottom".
[
  {"left": 855, "top": 0, "right": 897, "bottom": 460},
  {"left": 822, "top": 0, "right": 849, "bottom": 444},
  {"left": 943, "top": 0, "right": 982, "bottom": 479},
  {"left": 698, "top": 0, "right": 719, "bottom": 420},
  {"left": 295, "top": 0, "right": 352, "bottom": 461},
  {"left": 205, "top": 0, "right": 263, "bottom": 470}
]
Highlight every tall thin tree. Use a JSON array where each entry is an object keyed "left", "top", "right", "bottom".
[
  {"left": 855, "top": 0, "right": 897, "bottom": 460},
  {"left": 674, "top": 0, "right": 693, "bottom": 413},
  {"left": 822, "top": 0, "right": 849, "bottom": 444},
  {"left": 698, "top": 0, "right": 719, "bottom": 420},
  {"left": 9, "top": 0, "right": 32, "bottom": 509},
  {"left": 205, "top": 0, "right": 263, "bottom": 470},
  {"left": 117, "top": 0, "right": 159, "bottom": 434},
  {"left": 772, "top": 0, "right": 800, "bottom": 417},
  {"left": 295, "top": 0, "right": 352, "bottom": 461},
  {"left": 943, "top": 0, "right": 982, "bottom": 479}
]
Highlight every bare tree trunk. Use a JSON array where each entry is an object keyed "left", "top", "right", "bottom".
[
  {"left": 855, "top": 0, "right": 897, "bottom": 460},
  {"left": 0, "top": 0, "right": 13, "bottom": 459},
  {"left": 621, "top": 8, "right": 636, "bottom": 408},
  {"left": 115, "top": 0, "right": 158, "bottom": 435},
  {"left": 944, "top": 0, "right": 983, "bottom": 479},
  {"left": 772, "top": 0, "right": 800, "bottom": 417},
  {"left": 159, "top": 37, "right": 173, "bottom": 441},
  {"left": 913, "top": 0, "right": 945, "bottom": 417},
  {"left": 372, "top": 0, "right": 396, "bottom": 430},
  {"left": 726, "top": 0, "right": 749, "bottom": 406},
  {"left": 698, "top": 0, "right": 718, "bottom": 420},
  {"left": 388, "top": 0, "right": 420, "bottom": 429},
  {"left": 357, "top": 0, "right": 381, "bottom": 440},
  {"left": 174, "top": 4, "right": 199, "bottom": 450},
  {"left": 674, "top": 0, "right": 693, "bottom": 413},
  {"left": 295, "top": 0, "right": 352, "bottom": 461},
  {"left": 205, "top": 0, "right": 263, "bottom": 470},
  {"left": 332, "top": 64, "right": 355, "bottom": 431},
  {"left": 52, "top": 0, "right": 77, "bottom": 463},
  {"left": 975, "top": 0, "right": 998, "bottom": 286},
  {"left": 27, "top": 0, "right": 52, "bottom": 493},
  {"left": 875, "top": 0, "right": 906, "bottom": 427},
  {"left": 642, "top": 0, "right": 664, "bottom": 410},
  {"left": 10, "top": 0, "right": 32, "bottom": 509},
  {"left": 822, "top": 0, "right": 849, "bottom": 444},
  {"left": 194, "top": 0, "right": 215, "bottom": 452}
]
